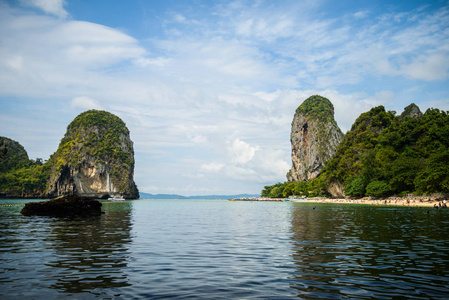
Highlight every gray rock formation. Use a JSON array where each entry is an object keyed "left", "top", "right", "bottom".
[
  {"left": 400, "top": 103, "right": 422, "bottom": 119},
  {"left": 327, "top": 180, "right": 345, "bottom": 198},
  {"left": 46, "top": 110, "right": 139, "bottom": 199},
  {"left": 287, "top": 95, "right": 344, "bottom": 182}
]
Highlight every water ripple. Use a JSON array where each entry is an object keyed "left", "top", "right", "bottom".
[{"left": 1, "top": 200, "right": 448, "bottom": 299}]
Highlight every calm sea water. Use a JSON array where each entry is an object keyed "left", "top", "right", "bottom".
[{"left": 1, "top": 199, "right": 448, "bottom": 299}]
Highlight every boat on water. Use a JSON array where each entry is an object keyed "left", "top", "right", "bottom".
[{"left": 108, "top": 196, "right": 125, "bottom": 201}]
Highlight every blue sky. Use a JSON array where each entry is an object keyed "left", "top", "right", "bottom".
[{"left": 1, "top": 0, "right": 448, "bottom": 196}]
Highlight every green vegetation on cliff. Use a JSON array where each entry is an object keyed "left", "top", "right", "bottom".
[
  {"left": 295, "top": 95, "right": 335, "bottom": 124},
  {"left": 47, "top": 109, "right": 138, "bottom": 197},
  {"left": 49, "top": 110, "right": 133, "bottom": 170},
  {"left": 263, "top": 104, "right": 449, "bottom": 198},
  {"left": 322, "top": 106, "right": 396, "bottom": 186},
  {"left": 323, "top": 105, "right": 449, "bottom": 196},
  {"left": 0, "top": 137, "right": 30, "bottom": 172},
  {"left": 0, "top": 137, "right": 49, "bottom": 197},
  {"left": 0, "top": 110, "right": 138, "bottom": 198}
]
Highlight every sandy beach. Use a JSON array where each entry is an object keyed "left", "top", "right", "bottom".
[
  {"left": 301, "top": 197, "right": 447, "bottom": 208},
  {"left": 233, "top": 196, "right": 448, "bottom": 208}
]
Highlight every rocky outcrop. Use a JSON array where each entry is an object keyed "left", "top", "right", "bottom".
[
  {"left": 287, "top": 95, "right": 344, "bottom": 182},
  {"left": 46, "top": 110, "right": 139, "bottom": 199},
  {"left": 327, "top": 180, "right": 345, "bottom": 198},
  {"left": 400, "top": 103, "right": 422, "bottom": 119},
  {"left": 21, "top": 194, "right": 102, "bottom": 217}
]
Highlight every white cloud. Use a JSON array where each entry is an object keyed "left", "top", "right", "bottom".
[
  {"left": 224, "top": 165, "right": 258, "bottom": 181},
  {"left": 70, "top": 96, "right": 103, "bottom": 110},
  {"left": 21, "top": 0, "right": 68, "bottom": 18},
  {"left": 228, "top": 139, "right": 260, "bottom": 165},
  {"left": 400, "top": 54, "right": 449, "bottom": 81},
  {"left": 6, "top": 55, "right": 24, "bottom": 71},
  {"left": 57, "top": 21, "right": 147, "bottom": 66},
  {"left": 200, "top": 162, "right": 224, "bottom": 172},
  {"left": 0, "top": 10, "right": 149, "bottom": 99},
  {"left": 353, "top": 10, "right": 369, "bottom": 19}
]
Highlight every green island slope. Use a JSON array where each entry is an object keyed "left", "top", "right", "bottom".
[
  {"left": 262, "top": 103, "right": 449, "bottom": 198},
  {"left": 0, "top": 110, "right": 139, "bottom": 199},
  {"left": 46, "top": 110, "right": 139, "bottom": 199},
  {"left": 0, "top": 137, "right": 49, "bottom": 198}
]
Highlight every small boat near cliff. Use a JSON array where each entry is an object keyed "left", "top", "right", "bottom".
[{"left": 108, "top": 196, "right": 125, "bottom": 201}]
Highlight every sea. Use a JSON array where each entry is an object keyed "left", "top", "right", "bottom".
[{"left": 1, "top": 199, "right": 448, "bottom": 299}]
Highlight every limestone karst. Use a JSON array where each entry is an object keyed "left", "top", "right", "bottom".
[
  {"left": 287, "top": 95, "right": 344, "bottom": 182},
  {"left": 46, "top": 110, "right": 139, "bottom": 199}
]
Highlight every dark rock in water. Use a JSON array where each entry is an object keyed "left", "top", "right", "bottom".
[{"left": 21, "top": 194, "right": 102, "bottom": 217}]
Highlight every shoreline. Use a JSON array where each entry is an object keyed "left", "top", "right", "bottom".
[
  {"left": 232, "top": 196, "right": 448, "bottom": 208},
  {"left": 299, "top": 197, "right": 447, "bottom": 208}
]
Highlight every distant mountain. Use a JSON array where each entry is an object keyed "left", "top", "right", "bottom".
[{"left": 139, "top": 192, "right": 259, "bottom": 200}]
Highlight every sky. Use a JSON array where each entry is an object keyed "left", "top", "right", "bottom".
[{"left": 1, "top": 0, "right": 449, "bottom": 196}]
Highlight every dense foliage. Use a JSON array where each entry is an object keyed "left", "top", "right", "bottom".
[
  {"left": 0, "top": 137, "right": 30, "bottom": 172},
  {"left": 49, "top": 110, "right": 133, "bottom": 170},
  {"left": 321, "top": 106, "right": 396, "bottom": 187},
  {"left": 0, "top": 137, "right": 49, "bottom": 197},
  {"left": 0, "top": 164, "right": 50, "bottom": 197},
  {"left": 261, "top": 178, "right": 328, "bottom": 198},
  {"left": 263, "top": 104, "right": 449, "bottom": 198},
  {"left": 324, "top": 105, "right": 449, "bottom": 196},
  {"left": 295, "top": 95, "right": 335, "bottom": 123}
]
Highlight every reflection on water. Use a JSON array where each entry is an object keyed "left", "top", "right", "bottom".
[
  {"left": 0, "top": 201, "right": 133, "bottom": 298},
  {"left": 1, "top": 199, "right": 449, "bottom": 299},
  {"left": 45, "top": 203, "right": 133, "bottom": 294},
  {"left": 289, "top": 204, "right": 449, "bottom": 299}
]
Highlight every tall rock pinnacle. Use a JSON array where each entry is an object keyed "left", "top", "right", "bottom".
[{"left": 287, "top": 95, "right": 344, "bottom": 182}]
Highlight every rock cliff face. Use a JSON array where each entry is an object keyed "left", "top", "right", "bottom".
[
  {"left": 46, "top": 110, "right": 139, "bottom": 199},
  {"left": 287, "top": 95, "right": 344, "bottom": 182}
]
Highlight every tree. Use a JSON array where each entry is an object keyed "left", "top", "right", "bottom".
[
  {"left": 269, "top": 186, "right": 284, "bottom": 198},
  {"left": 345, "top": 176, "right": 365, "bottom": 197},
  {"left": 282, "top": 182, "right": 296, "bottom": 198},
  {"left": 294, "top": 181, "right": 308, "bottom": 195},
  {"left": 365, "top": 181, "right": 390, "bottom": 197},
  {"left": 414, "top": 150, "right": 449, "bottom": 194},
  {"left": 388, "top": 155, "right": 422, "bottom": 194}
]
